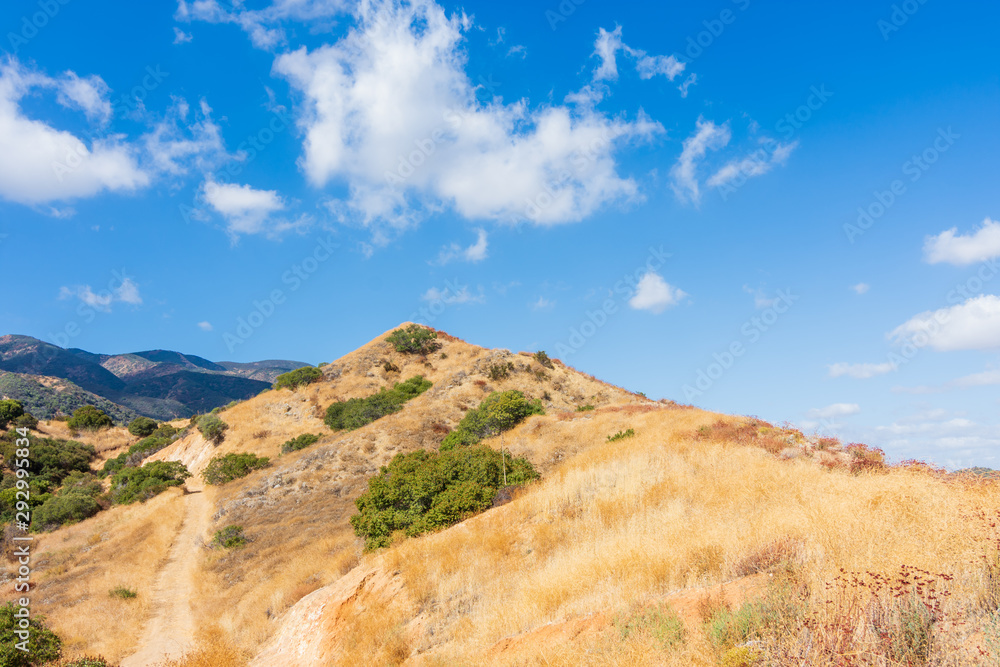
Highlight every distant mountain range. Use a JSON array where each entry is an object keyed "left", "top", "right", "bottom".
[{"left": 0, "top": 335, "right": 309, "bottom": 421}]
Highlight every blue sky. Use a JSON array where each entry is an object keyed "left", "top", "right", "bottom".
[{"left": 1, "top": 0, "right": 998, "bottom": 468}]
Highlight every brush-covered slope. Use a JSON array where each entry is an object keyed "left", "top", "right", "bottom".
[
  {"left": 0, "top": 334, "right": 309, "bottom": 420},
  {"left": 11, "top": 325, "right": 1000, "bottom": 667}
]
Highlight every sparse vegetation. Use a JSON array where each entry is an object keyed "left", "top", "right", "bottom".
[
  {"left": 533, "top": 350, "right": 554, "bottom": 369},
  {"left": 202, "top": 453, "right": 270, "bottom": 485},
  {"left": 324, "top": 376, "right": 432, "bottom": 431},
  {"left": 102, "top": 424, "right": 181, "bottom": 475},
  {"left": 213, "top": 525, "right": 249, "bottom": 549},
  {"left": 386, "top": 324, "right": 439, "bottom": 354},
  {"left": 575, "top": 404, "right": 595, "bottom": 412},
  {"left": 197, "top": 413, "right": 228, "bottom": 444},
  {"left": 607, "top": 428, "right": 635, "bottom": 442},
  {"left": 487, "top": 361, "right": 514, "bottom": 381},
  {"left": 109, "top": 587, "right": 137, "bottom": 600},
  {"left": 273, "top": 366, "right": 323, "bottom": 391},
  {"left": 127, "top": 416, "right": 158, "bottom": 437},
  {"left": 615, "top": 603, "right": 685, "bottom": 650},
  {"left": 66, "top": 405, "right": 114, "bottom": 432},
  {"left": 383, "top": 360, "right": 400, "bottom": 373},
  {"left": 281, "top": 433, "right": 320, "bottom": 454},
  {"left": 439, "top": 390, "right": 543, "bottom": 451},
  {"left": 109, "top": 461, "right": 191, "bottom": 504},
  {"left": 351, "top": 445, "right": 539, "bottom": 549}
]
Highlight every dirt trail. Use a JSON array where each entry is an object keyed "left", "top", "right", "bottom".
[{"left": 120, "top": 479, "right": 211, "bottom": 667}]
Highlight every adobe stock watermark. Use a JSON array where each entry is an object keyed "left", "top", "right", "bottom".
[
  {"left": 5, "top": 0, "right": 71, "bottom": 55},
  {"left": 682, "top": 289, "right": 798, "bottom": 401},
  {"left": 545, "top": 0, "right": 587, "bottom": 31},
  {"left": 677, "top": 0, "right": 751, "bottom": 63},
  {"left": 843, "top": 126, "right": 959, "bottom": 244},
  {"left": 222, "top": 235, "right": 337, "bottom": 352},
  {"left": 53, "top": 65, "right": 170, "bottom": 182},
  {"left": 553, "top": 245, "right": 672, "bottom": 357},
  {"left": 878, "top": 0, "right": 930, "bottom": 40}
]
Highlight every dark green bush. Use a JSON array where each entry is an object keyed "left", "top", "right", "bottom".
[
  {"left": 325, "top": 376, "right": 432, "bottom": 431},
  {"left": 197, "top": 414, "right": 228, "bottom": 445},
  {"left": 127, "top": 417, "right": 158, "bottom": 437},
  {"left": 59, "top": 657, "right": 113, "bottom": 667},
  {"left": 439, "top": 390, "right": 543, "bottom": 451},
  {"left": 0, "top": 432, "right": 95, "bottom": 491},
  {"left": 386, "top": 325, "right": 439, "bottom": 354},
  {"left": 273, "top": 366, "right": 323, "bottom": 391},
  {"left": 351, "top": 445, "right": 539, "bottom": 550},
  {"left": 576, "top": 404, "right": 596, "bottom": 412},
  {"left": 32, "top": 475, "right": 102, "bottom": 531},
  {"left": 0, "top": 400, "right": 25, "bottom": 430},
  {"left": 109, "top": 461, "right": 190, "bottom": 505},
  {"left": 202, "top": 453, "right": 269, "bottom": 485},
  {"left": 213, "top": 525, "right": 248, "bottom": 549},
  {"left": 281, "top": 433, "right": 320, "bottom": 454},
  {"left": 533, "top": 350, "right": 554, "bottom": 369},
  {"left": 487, "top": 362, "right": 514, "bottom": 381},
  {"left": 12, "top": 414, "right": 38, "bottom": 431},
  {"left": 67, "top": 405, "right": 114, "bottom": 431},
  {"left": 0, "top": 602, "right": 62, "bottom": 666}
]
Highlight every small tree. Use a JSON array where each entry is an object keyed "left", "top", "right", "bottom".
[
  {"left": 197, "top": 414, "right": 228, "bottom": 445},
  {"left": 386, "top": 325, "right": 439, "bottom": 354},
  {"left": 533, "top": 350, "right": 554, "bottom": 369},
  {"left": 127, "top": 417, "right": 158, "bottom": 437},
  {"left": 67, "top": 405, "right": 114, "bottom": 431},
  {"left": 0, "top": 400, "right": 24, "bottom": 430}
]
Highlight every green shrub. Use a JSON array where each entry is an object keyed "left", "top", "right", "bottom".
[
  {"left": 575, "top": 404, "right": 595, "bottom": 412},
  {"left": 12, "top": 413, "right": 38, "bottom": 431},
  {"left": 0, "top": 602, "right": 62, "bottom": 666},
  {"left": 197, "top": 414, "right": 228, "bottom": 445},
  {"left": 325, "top": 376, "right": 432, "bottom": 431},
  {"left": 281, "top": 433, "right": 320, "bottom": 454},
  {"left": 487, "top": 362, "right": 514, "bottom": 381},
  {"left": 351, "top": 445, "right": 539, "bottom": 550},
  {"left": 439, "top": 390, "right": 543, "bottom": 451},
  {"left": 0, "top": 400, "right": 25, "bottom": 430},
  {"left": 66, "top": 405, "right": 114, "bottom": 431},
  {"left": 32, "top": 493, "right": 100, "bottom": 531},
  {"left": 109, "top": 587, "right": 137, "bottom": 600},
  {"left": 533, "top": 350, "right": 554, "bottom": 369},
  {"left": 607, "top": 428, "right": 636, "bottom": 442},
  {"left": 0, "top": 432, "right": 95, "bottom": 491},
  {"left": 273, "top": 366, "right": 323, "bottom": 391},
  {"left": 615, "top": 603, "right": 685, "bottom": 649},
  {"left": 213, "top": 525, "right": 248, "bottom": 549},
  {"left": 202, "top": 453, "right": 269, "bottom": 485},
  {"left": 109, "top": 461, "right": 190, "bottom": 505},
  {"left": 386, "top": 325, "right": 439, "bottom": 354},
  {"left": 127, "top": 417, "right": 158, "bottom": 437}
]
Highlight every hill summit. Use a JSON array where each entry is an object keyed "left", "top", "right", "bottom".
[{"left": 6, "top": 324, "right": 1000, "bottom": 667}]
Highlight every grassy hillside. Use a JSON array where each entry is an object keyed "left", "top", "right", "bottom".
[{"left": 6, "top": 325, "right": 998, "bottom": 666}]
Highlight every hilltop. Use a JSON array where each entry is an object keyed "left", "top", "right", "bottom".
[
  {"left": 4, "top": 325, "right": 999, "bottom": 667},
  {"left": 0, "top": 335, "right": 308, "bottom": 420}
]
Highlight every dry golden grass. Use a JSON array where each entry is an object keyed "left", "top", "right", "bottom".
[
  {"left": 18, "top": 325, "right": 1000, "bottom": 666},
  {"left": 37, "top": 420, "right": 135, "bottom": 462},
  {"left": 13, "top": 487, "right": 188, "bottom": 662}
]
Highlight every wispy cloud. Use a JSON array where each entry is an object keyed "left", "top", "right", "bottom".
[
  {"left": 828, "top": 362, "right": 894, "bottom": 379},
  {"left": 806, "top": 403, "right": 860, "bottom": 419},
  {"left": 59, "top": 278, "right": 142, "bottom": 312},
  {"left": 670, "top": 117, "right": 730, "bottom": 204},
  {"left": 435, "top": 229, "right": 488, "bottom": 264}
]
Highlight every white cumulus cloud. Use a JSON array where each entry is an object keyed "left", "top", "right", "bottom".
[
  {"left": 890, "top": 295, "right": 1000, "bottom": 351},
  {"left": 274, "top": 0, "right": 661, "bottom": 233},
  {"left": 0, "top": 59, "right": 149, "bottom": 206},
  {"left": 202, "top": 180, "right": 292, "bottom": 236},
  {"left": 924, "top": 218, "right": 1000, "bottom": 265},
  {"left": 628, "top": 272, "right": 686, "bottom": 314}
]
